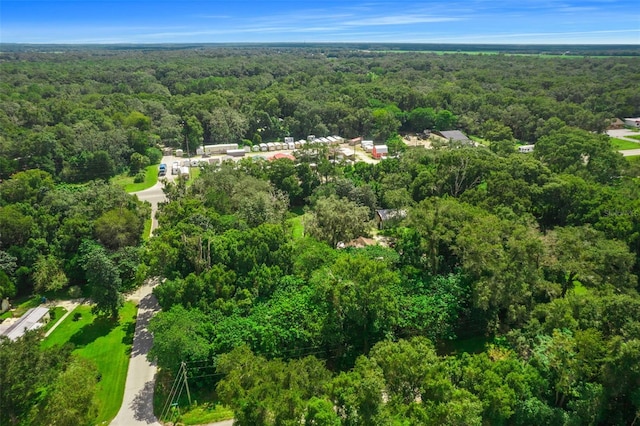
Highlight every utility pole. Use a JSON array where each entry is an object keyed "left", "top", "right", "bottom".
[
  {"left": 181, "top": 361, "right": 192, "bottom": 407},
  {"left": 181, "top": 119, "right": 192, "bottom": 179}
]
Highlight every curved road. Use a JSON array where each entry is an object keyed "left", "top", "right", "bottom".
[
  {"left": 111, "top": 157, "right": 234, "bottom": 426},
  {"left": 111, "top": 162, "right": 171, "bottom": 426}
]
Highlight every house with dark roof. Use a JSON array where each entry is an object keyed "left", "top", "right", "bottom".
[
  {"left": 433, "top": 130, "right": 473, "bottom": 145},
  {"left": 375, "top": 209, "right": 407, "bottom": 229}
]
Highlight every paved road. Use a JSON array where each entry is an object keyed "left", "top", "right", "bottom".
[
  {"left": 111, "top": 157, "right": 174, "bottom": 426},
  {"left": 131, "top": 155, "right": 179, "bottom": 237},
  {"left": 621, "top": 148, "right": 640, "bottom": 157},
  {"left": 607, "top": 128, "right": 640, "bottom": 144},
  {"left": 110, "top": 282, "right": 161, "bottom": 426}
]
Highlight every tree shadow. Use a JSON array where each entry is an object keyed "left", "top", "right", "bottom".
[
  {"left": 122, "top": 320, "right": 136, "bottom": 350},
  {"left": 130, "top": 292, "right": 160, "bottom": 358},
  {"left": 69, "top": 315, "right": 118, "bottom": 348},
  {"left": 131, "top": 379, "right": 159, "bottom": 422}
]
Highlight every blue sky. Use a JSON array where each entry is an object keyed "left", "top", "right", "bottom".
[{"left": 1, "top": 0, "right": 639, "bottom": 44}]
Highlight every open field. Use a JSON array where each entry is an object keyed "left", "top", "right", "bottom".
[
  {"left": 113, "top": 164, "right": 159, "bottom": 193},
  {"left": 42, "top": 302, "right": 137, "bottom": 425}
]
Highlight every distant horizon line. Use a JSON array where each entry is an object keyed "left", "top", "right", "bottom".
[{"left": 1, "top": 42, "right": 639, "bottom": 46}]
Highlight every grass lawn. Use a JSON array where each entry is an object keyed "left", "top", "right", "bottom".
[
  {"left": 42, "top": 302, "right": 137, "bottom": 425},
  {"left": 0, "top": 295, "right": 42, "bottom": 320},
  {"left": 469, "top": 135, "right": 490, "bottom": 146},
  {"left": 42, "top": 306, "right": 68, "bottom": 333},
  {"left": 154, "top": 370, "right": 234, "bottom": 425},
  {"left": 112, "top": 164, "right": 159, "bottom": 193},
  {"left": 627, "top": 134, "right": 640, "bottom": 141},
  {"left": 143, "top": 218, "right": 152, "bottom": 240},
  {"left": 185, "top": 167, "right": 200, "bottom": 186},
  {"left": 610, "top": 138, "right": 640, "bottom": 150},
  {"left": 286, "top": 206, "right": 307, "bottom": 239}
]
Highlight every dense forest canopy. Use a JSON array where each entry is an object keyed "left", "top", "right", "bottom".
[
  {"left": 1, "top": 45, "right": 640, "bottom": 425},
  {"left": 1, "top": 46, "right": 639, "bottom": 181}
]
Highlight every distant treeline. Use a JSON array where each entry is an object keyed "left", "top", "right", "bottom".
[{"left": 2, "top": 43, "right": 639, "bottom": 56}]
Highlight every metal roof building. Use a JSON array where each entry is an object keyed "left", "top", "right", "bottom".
[{"left": 0, "top": 306, "right": 50, "bottom": 341}]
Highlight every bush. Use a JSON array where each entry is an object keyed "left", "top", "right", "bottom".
[
  {"left": 68, "top": 285, "right": 82, "bottom": 298},
  {"left": 129, "top": 153, "right": 150, "bottom": 175},
  {"left": 73, "top": 312, "right": 82, "bottom": 321},
  {"left": 145, "top": 147, "right": 163, "bottom": 164},
  {"left": 134, "top": 171, "right": 146, "bottom": 183}
]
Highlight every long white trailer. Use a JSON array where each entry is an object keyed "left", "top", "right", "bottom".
[{"left": 202, "top": 144, "right": 239, "bottom": 155}]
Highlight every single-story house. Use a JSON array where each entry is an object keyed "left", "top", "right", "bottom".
[
  {"left": 344, "top": 237, "right": 377, "bottom": 248},
  {"left": 372, "top": 145, "right": 389, "bottom": 159},
  {"left": 269, "top": 153, "right": 295, "bottom": 161},
  {"left": 375, "top": 209, "right": 407, "bottom": 229},
  {"left": 518, "top": 144, "right": 535, "bottom": 153},
  {"left": 608, "top": 118, "right": 625, "bottom": 130},
  {"left": 0, "top": 306, "right": 50, "bottom": 341},
  {"left": 433, "top": 130, "right": 473, "bottom": 145}
]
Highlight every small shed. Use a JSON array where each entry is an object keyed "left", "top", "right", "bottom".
[
  {"left": 349, "top": 137, "right": 363, "bottom": 146},
  {"left": 375, "top": 209, "right": 407, "bottom": 229},
  {"left": 372, "top": 145, "right": 389, "bottom": 159},
  {"left": 175, "top": 149, "right": 184, "bottom": 157}
]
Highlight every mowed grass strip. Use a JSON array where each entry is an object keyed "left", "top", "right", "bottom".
[
  {"left": 42, "top": 302, "right": 137, "bottom": 425},
  {"left": 286, "top": 206, "right": 307, "bottom": 239},
  {"left": 610, "top": 138, "right": 640, "bottom": 150}
]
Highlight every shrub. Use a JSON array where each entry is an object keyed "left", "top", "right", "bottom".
[
  {"left": 134, "top": 171, "right": 146, "bottom": 183},
  {"left": 68, "top": 285, "right": 82, "bottom": 298},
  {"left": 145, "top": 147, "right": 163, "bottom": 164}
]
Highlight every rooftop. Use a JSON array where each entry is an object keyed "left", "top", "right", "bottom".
[{"left": 0, "top": 306, "right": 49, "bottom": 341}]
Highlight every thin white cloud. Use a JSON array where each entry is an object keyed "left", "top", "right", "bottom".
[
  {"left": 342, "top": 15, "right": 466, "bottom": 26},
  {"left": 192, "top": 14, "right": 232, "bottom": 19}
]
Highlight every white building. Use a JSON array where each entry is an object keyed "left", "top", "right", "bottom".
[
  {"left": 0, "top": 306, "right": 50, "bottom": 341},
  {"left": 518, "top": 144, "right": 535, "bottom": 153},
  {"left": 624, "top": 118, "right": 640, "bottom": 128}
]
